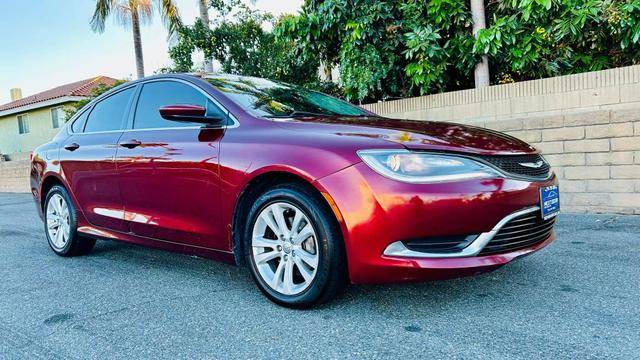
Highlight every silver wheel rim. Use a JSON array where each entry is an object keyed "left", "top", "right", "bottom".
[
  {"left": 251, "top": 202, "right": 319, "bottom": 296},
  {"left": 46, "top": 194, "right": 70, "bottom": 250}
]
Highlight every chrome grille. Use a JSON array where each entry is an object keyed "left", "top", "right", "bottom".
[{"left": 479, "top": 211, "right": 556, "bottom": 255}]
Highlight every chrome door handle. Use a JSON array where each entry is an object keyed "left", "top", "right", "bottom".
[
  {"left": 64, "top": 143, "right": 80, "bottom": 151},
  {"left": 119, "top": 139, "right": 142, "bottom": 149}
]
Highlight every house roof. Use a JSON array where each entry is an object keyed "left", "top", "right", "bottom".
[{"left": 0, "top": 76, "right": 119, "bottom": 113}]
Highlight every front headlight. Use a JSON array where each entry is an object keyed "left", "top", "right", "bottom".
[{"left": 357, "top": 150, "right": 502, "bottom": 183}]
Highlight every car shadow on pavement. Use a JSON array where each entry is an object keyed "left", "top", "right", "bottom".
[{"left": 83, "top": 238, "right": 543, "bottom": 312}]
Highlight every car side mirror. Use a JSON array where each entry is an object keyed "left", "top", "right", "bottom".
[{"left": 159, "top": 104, "right": 224, "bottom": 124}]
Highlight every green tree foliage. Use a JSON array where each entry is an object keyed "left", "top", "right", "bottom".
[
  {"left": 168, "top": 0, "right": 323, "bottom": 89},
  {"left": 476, "top": 0, "right": 640, "bottom": 82},
  {"left": 275, "top": 0, "right": 477, "bottom": 102},
  {"left": 276, "top": 0, "right": 640, "bottom": 102}
]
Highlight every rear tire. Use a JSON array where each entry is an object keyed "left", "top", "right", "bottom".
[
  {"left": 243, "top": 183, "right": 347, "bottom": 308},
  {"left": 44, "top": 185, "right": 95, "bottom": 257}
]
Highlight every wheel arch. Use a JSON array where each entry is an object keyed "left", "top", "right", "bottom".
[
  {"left": 40, "top": 174, "right": 67, "bottom": 211},
  {"left": 230, "top": 169, "right": 346, "bottom": 267},
  {"left": 39, "top": 173, "right": 83, "bottom": 216}
]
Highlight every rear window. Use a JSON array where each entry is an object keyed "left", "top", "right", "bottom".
[{"left": 84, "top": 87, "right": 135, "bottom": 132}]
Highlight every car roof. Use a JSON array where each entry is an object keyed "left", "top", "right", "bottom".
[{"left": 103, "top": 72, "right": 287, "bottom": 95}]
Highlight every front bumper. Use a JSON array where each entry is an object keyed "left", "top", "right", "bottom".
[{"left": 316, "top": 162, "right": 558, "bottom": 284}]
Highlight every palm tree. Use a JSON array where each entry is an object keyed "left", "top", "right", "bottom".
[
  {"left": 198, "top": 0, "right": 214, "bottom": 72},
  {"left": 91, "top": 0, "right": 182, "bottom": 79}
]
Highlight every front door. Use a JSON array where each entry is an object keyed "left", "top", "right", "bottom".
[
  {"left": 116, "top": 80, "right": 227, "bottom": 249},
  {"left": 59, "top": 86, "right": 136, "bottom": 232}
]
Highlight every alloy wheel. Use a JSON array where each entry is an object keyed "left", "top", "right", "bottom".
[
  {"left": 251, "top": 202, "right": 319, "bottom": 296},
  {"left": 46, "top": 193, "right": 71, "bottom": 250}
]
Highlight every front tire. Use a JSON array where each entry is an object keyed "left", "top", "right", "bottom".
[
  {"left": 243, "top": 183, "right": 347, "bottom": 308},
  {"left": 44, "top": 185, "right": 95, "bottom": 257}
]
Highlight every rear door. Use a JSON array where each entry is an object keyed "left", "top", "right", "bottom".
[
  {"left": 59, "top": 86, "right": 136, "bottom": 232},
  {"left": 115, "top": 80, "right": 227, "bottom": 249}
]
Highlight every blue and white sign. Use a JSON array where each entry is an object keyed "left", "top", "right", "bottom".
[{"left": 540, "top": 185, "right": 560, "bottom": 220}]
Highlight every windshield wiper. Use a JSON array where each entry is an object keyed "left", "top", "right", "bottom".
[
  {"left": 265, "top": 111, "right": 375, "bottom": 119},
  {"left": 265, "top": 111, "right": 334, "bottom": 118}
]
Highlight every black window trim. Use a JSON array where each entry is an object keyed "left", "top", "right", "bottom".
[
  {"left": 124, "top": 78, "right": 239, "bottom": 132},
  {"left": 66, "top": 105, "right": 92, "bottom": 135},
  {"left": 68, "top": 84, "right": 139, "bottom": 135},
  {"left": 66, "top": 77, "right": 240, "bottom": 135}
]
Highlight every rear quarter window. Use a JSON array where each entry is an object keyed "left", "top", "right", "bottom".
[
  {"left": 70, "top": 109, "right": 90, "bottom": 133},
  {"left": 84, "top": 87, "right": 135, "bottom": 132}
]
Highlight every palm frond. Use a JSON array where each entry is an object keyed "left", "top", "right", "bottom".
[
  {"left": 112, "top": 2, "right": 131, "bottom": 28},
  {"left": 90, "top": 0, "right": 116, "bottom": 32},
  {"left": 156, "top": 0, "right": 182, "bottom": 37},
  {"left": 134, "top": 0, "right": 153, "bottom": 25},
  {"left": 91, "top": 0, "right": 181, "bottom": 35}
]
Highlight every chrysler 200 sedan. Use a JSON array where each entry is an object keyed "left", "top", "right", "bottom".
[{"left": 30, "top": 73, "right": 559, "bottom": 308}]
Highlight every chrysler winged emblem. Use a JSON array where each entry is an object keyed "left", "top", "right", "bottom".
[{"left": 519, "top": 160, "right": 544, "bottom": 168}]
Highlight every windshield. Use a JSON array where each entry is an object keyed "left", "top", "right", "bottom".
[{"left": 205, "top": 76, "right": 370, "bottom": 118}]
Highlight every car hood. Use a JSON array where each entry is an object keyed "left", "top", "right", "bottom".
[{"left": 276, "top": 116, "right": 537, "bottom": 155}]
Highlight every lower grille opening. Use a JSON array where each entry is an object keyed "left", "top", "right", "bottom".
[
  {"left": 479, "top": 211, "right": 556, "bottom": 256},
  {"left": 404, "top": 234, "right": 478, "bottom": 254}
]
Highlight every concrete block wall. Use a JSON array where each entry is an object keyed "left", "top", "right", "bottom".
[
  {"left": 1, "top": 67, "right": 639, "bottom": 214},
  {"left": 0, "top": 160, "right": 30, "bottom": 193},
  {"left": 485, "top": 109, "right": 640, "bottom": 214},
  {"left": 363, "top": 65, "right": 640, "bottom": 215},
  {"left": 5, "top": 152, "right": 31, "bottom": 162}
]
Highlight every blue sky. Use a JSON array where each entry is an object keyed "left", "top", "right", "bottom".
[{"left": 0, "top": 0, "right": 302, "bottom": 104}]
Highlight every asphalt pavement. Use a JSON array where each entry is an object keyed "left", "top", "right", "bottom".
[{"left": 0, "top": 192, "right": 638, "bottom": 359}]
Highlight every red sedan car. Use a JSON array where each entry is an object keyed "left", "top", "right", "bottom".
[{"left": 30, "top": 74, "right": 559, "bottom": 307}]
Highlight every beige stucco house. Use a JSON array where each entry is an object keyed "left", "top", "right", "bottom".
[{"left": 0, "top": 76, "right": 117, "bottom": 158}]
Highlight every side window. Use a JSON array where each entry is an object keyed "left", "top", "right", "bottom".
[
  {"left": 84, "top": 87, "right": 135, "bottom": 133},
  {"left": 71, "top": 108, "right": 90, "bottom": 133},
  {"left": 133, "top": 81, "right": 226, "bottom": 129}
]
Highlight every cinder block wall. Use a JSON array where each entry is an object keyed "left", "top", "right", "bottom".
[
  {"left": 1, "top": 67, "right": 639, "bottom": 213},
  {"left": 363, "top": 65, "right": 640, "bottom": 215},
  {"left": 0, "top": 160, "right": 30, "bottom": 193}
]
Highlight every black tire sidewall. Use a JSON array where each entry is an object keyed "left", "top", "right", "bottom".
[
  {"left": 243, "top": 185, "right": 341, "bottom": 307},
  {"left": 44, "top": 185, "right": 79, "bottom": 256}
]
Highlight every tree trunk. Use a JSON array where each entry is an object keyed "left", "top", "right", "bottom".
[
  {"left": 131, "top": 9, "right": 145, "bottom": 79},
  {"left": 320, "top": 61, "right": 332, "bottom": 82},
  {"left": 471, "top": 0, "right": 490, "bottom": 88},
  {"left": 199, "top": 0, "right": 214, "bottom": 73}
]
